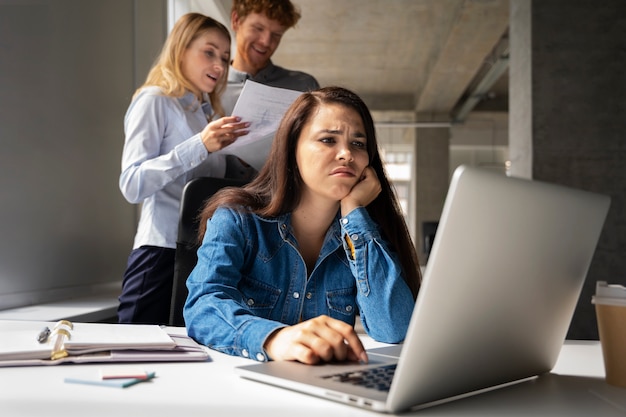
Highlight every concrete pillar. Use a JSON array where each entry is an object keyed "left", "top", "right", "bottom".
[
  {"left": 509, "top": 0, "right": 626, "bottom": 339},
  {"left": 508, "top": 0, "right": 532, "bottom": 179}
]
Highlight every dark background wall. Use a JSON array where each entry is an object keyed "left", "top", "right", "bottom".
[
  {"left": 0, "top": 0, "right": 166, "bottom": 310},
  {"left": 528, "top": 0, "right": 626, "bottom": 339}
]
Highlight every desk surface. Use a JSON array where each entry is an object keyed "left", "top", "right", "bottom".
[{"left": 1, "top": 335, "right": 625, "bottom": 417}]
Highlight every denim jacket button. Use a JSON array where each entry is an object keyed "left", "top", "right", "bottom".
[
  {"left": 346, "top": 305, "right": 353, "bottom": 312},
  {"left": 351, "top": 234, "right": 359, "bottom": 241},
  {"left": 293, "top": 292, "right": 300, "bottom": 299},
  {"left": 247, "top": 298, "right": 255, "bottom": 306},
  {"left": 242, "top": 349, "right": 249, "bottom": 358},
  {"left": 305, "top": 292, "right": 312, "bottom": 299},
  {"left": 342, "top": 218, "right": 349, "bottom": 225},
  {"left": 256, "top": 352, "right": 266, "bottom": 362}
]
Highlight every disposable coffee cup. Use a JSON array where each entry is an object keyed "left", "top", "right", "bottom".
[{"left": 592, "top": 281, "right": 626, "bottom": 388}]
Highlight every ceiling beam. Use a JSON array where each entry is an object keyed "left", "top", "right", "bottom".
[
  {"left": 452, "top": 38, "right": 509, "bottom": 123},
  {"left": 415, "top": 0, "right": 509, "bottom": 117}
]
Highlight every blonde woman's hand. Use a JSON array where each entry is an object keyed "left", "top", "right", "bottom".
[
  {"left": 263, "top": 315, "right": 368, "bottom": 365},
  {"left": 340, "top": 166, "right": 382, "bottom": 216},
  {"left": 201, "top": 116, "right": 250, "bottom": 153}
]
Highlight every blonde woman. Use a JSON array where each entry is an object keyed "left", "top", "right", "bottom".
[{"left": 118, "top": 13, "right": 251, "bottom": 324}]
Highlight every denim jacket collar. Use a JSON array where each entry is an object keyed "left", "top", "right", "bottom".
[{"left": 267, "top": 211, "right": 344, "bottom": 257}]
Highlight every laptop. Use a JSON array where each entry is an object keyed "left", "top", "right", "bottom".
[{"left": 235, "top": 165, "right": 611, "bottom": 413}]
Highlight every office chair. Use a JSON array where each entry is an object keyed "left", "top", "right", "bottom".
[{"left": 169, "top": 176, "right": 249, "bottom": 327}]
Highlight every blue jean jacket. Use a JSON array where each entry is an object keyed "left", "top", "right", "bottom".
[{"left": 184, "top": 206, "right": 414, "bottom": 361}]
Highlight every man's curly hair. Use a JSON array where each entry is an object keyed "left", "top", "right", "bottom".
[{"left": 232, "top": 0, "right": 301, "bottom": 28}]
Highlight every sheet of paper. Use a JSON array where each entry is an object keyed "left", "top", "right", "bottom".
[
  {"left": 217, "top": 80, "right": 303, "bottom": 171},
  {"left": 64, "top": 322, "right": 175, "bottom": 352}
]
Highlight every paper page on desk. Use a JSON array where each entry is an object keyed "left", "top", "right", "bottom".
[
  {"left": 64, "top": 322, "right": 175, "bottom": 353},
  {"left": 0, "top": 326, "right": 210, "bottom": 367},
  {"left": 0, "top": 320, "right": 175, "bottom": 361},
  {"left": 0, "top": 321, "right": 52, "bottom": 360},
  {"left": 216, "top": 80, "right": 302, "bottom": 171}
]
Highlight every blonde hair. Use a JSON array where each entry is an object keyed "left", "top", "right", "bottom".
[{"left": 135, "top": 13, "right": 230, "bottom": 118}]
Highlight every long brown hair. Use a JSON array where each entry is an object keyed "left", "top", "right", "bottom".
[
  {"left": 199, "top": 86, "right": 421, "bottom": 298},
  {"left": 135, "top": 13, "right": 230, "bottom": 117}
]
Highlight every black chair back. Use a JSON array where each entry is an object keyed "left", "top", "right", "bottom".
[{"left": 169, "top": 177, "right": 248, "bottom": 326}]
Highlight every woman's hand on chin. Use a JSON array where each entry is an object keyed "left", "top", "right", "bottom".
[{"left": 340, "top": 167, "right": 381, "bottom": 216}]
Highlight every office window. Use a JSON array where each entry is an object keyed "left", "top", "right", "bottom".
[{"left": 377, "top": 127, "right": 416, "bottom": 244}]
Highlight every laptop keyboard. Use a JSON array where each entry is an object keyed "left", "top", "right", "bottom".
[{"left": 320, "top": 364, "right": 397, "bottom": 392}]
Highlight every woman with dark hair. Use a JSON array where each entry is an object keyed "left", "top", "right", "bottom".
[{"left": 185, "top": 86, "right": 421, "bottom": 364}]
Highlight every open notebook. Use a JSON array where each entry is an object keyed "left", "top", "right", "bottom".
[
  {"left": 0, "top": 319, "right": 210, "bottom": 366},
  {"left": 235, "top": 165, "right": 611, "bottom": 413}
]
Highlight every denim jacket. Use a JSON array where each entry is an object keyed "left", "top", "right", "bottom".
[{"left": 184, "top": 206, "right": 415, "bottom": 361}]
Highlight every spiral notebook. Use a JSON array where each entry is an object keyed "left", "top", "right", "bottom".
[{"left": 0, "top": 319, "right": 210, "bottom": 367}]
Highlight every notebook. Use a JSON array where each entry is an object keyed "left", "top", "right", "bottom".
[
  {"left": 235, "top": 165, "right": 611, "bottom": 413},
  {"left": 0, "top": 319, "right": 210, "bottom": 366}
]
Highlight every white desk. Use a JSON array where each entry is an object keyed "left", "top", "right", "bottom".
[{"left": 1, "top": 337, "right": 624, "bottom": 417}]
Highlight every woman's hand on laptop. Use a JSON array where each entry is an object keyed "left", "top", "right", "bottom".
[{"left": 264, "top": 315, "right": 369, "bottom": 365}]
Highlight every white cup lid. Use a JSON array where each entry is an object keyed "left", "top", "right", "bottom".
[{"left": 592, "top": 281, "right": 626, "bottom": 306}]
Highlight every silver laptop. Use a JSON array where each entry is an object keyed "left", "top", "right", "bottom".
[{"left": 235, "top": 165, "right": 611, "bottom": 413}]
